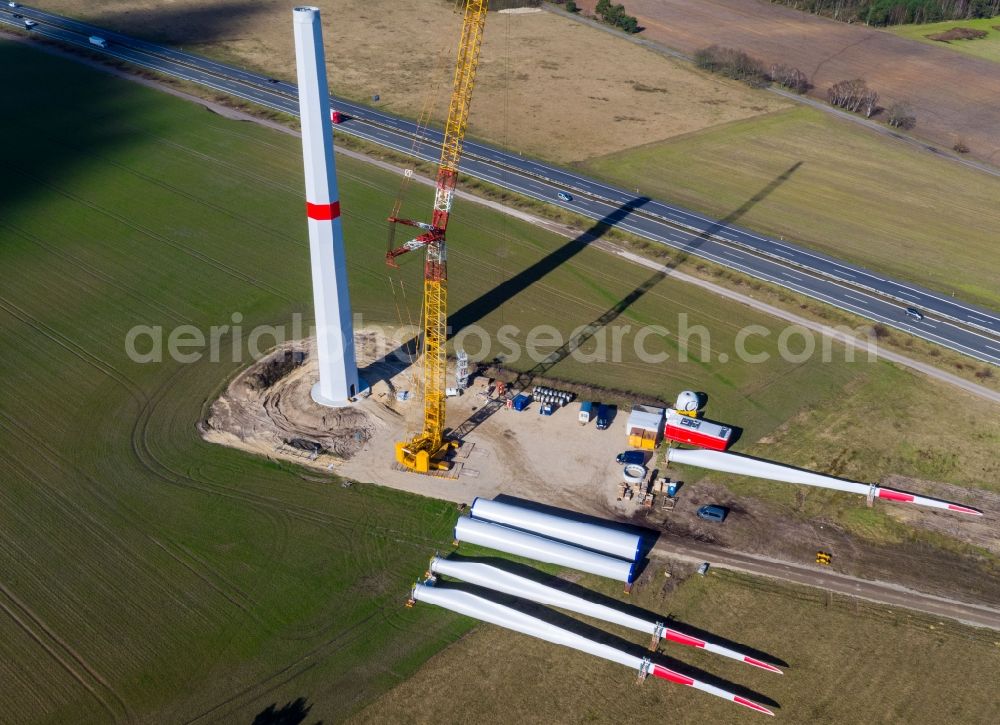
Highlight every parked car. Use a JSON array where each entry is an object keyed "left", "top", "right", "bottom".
[
  {"left": 616, "top": 450, "right": 645, "bottom": 465},
  {"left": 905, "top": 306, "right": 924, "bottom": 321},
  {"left": 697, "top": 562, "right": 710, "bottom": 576},
  {"left": 556, "top": 191, "right": 572, "bottom": 202},
  {"left": 595, "top": 403, "right": 610, "bottom": 430},
  {"left": 696, "top": 504, "right": 728, "bottom": 522}
]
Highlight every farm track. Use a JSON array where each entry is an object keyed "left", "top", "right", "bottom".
[
  {"left": 147, "top": 537, "right": 262, "bottom": 621},
  {"left": 0, "top": 580, "right": 132, "bottom": 721}
]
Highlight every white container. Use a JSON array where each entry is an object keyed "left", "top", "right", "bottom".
[
  {"left": 470, "top": 498, "right": 642, "bottom": 562},
  {"left": 454, "top": 517, "right": 635, "bottom": 582}
]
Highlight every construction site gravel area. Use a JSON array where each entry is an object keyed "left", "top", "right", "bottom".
[
  {"left": 574, "top": 0, "right": 1000, "bottom": 166},
  {"left": 205, "top": 332, "right": 1000, "bottom": 616}
]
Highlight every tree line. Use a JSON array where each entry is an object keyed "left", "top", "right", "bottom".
[
  {"left": 767, "top": 0, "right": 1000, "bottom": 26},
  {"left": 695, "top": 45, "right": 920, "bottom": 131}
]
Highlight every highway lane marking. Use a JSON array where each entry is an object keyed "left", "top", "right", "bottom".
[
  {"left": 895, "top": 290, "right": 921, "bottom": 301},
  {"left": 967, "top": 315, "right": 996, "bottom": 326},
  {"left": 843, "top": 293, "right": 872, "bottom": 306},
  {"left": 987, "top": 344, "right": 1000, "bottom": 354},
  {"left": 919, "top": 321, "right": 938, "bottom": 329},
  {"left": 781, "top": 271, "right": 802, "bottom": 281}
]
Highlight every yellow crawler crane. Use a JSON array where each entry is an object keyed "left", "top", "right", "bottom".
[{"left": 386, "top": 0, "right": 488, "bottom": 472}]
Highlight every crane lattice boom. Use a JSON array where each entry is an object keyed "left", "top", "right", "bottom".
[{"left": 388, "top": 0, "right": 488, "bottom": 473}]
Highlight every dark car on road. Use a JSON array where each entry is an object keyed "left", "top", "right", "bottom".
[
  {"left": 905, "top": 306, "right": 925, "bottom": 321},
  {"left": 616, "top": 450, "right": 645, "bottom": 465},
  {"left": 697, "top": 505, "right": 728, "bottom": 522}
]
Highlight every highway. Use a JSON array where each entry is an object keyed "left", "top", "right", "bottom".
[{"left": 4, "top": 5, "right": 999, "bottom": 366}]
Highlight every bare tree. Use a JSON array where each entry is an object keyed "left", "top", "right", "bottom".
[
  {"left": 886, "top": 101, "right": 916, "bottom": 129},
  {"left": 861, "top": 88, "right": 879, "bottom": 118},
  {"left": 769, "top": 64, "right": 809, "bottom": 93},
  {"left": 828, "top": 78, "right": 878, "bottom": 115}
]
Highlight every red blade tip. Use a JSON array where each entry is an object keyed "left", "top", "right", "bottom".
[
  {"left": 947, "top": 504, "right": 983, "bottom": 516},
  {"left": 734, "top": 696, "right": 775, "bottom": 716},
  {"left": 744, "top": 656, "right": 783, "bottom": 674}
]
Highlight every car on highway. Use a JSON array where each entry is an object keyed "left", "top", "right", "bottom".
[
  {"left": 616, "top": 450, "right": 645, "bottom": 465},
  {"left": 8, "top": 2, "right": 19, "bottom": 8},
  {"left": 556, "top": 191, "right": 572, "bottom": 202},
  {"left": 697, "top": 504, "right": 728, "bottom": 522},
  {"left": 23, "top": 18, "right": 36, "bottom": 28},
  {"left": 905, "top": 306, "right": 925, "bottom": 321}
]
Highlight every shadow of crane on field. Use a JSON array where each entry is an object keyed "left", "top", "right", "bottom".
[
  {"left": 360, "top": 194, "right": 650, "bottom": 386},
  {"left": 448, "top": 161, "right": 801, "bottom": 442}
]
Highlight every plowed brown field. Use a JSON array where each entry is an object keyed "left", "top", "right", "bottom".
[{"left": 575, "top": 0, "right": 1000, "bottom": 165}]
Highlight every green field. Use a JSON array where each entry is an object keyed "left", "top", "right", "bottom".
[
  {"left": 888, "top": 16, "right": 1000, "bottom": 62},
  {"left": 583, "top": 106, "right": 1000, "bottom": 309},
  {"left": 3, "top": 39, "right": 999, "bottom": 722},
  {"left": 0, "top": 41, "right": 480, "bottom": 723},
  {"left": 355, "top": 567, "right": 1000, "bottom": 724}
]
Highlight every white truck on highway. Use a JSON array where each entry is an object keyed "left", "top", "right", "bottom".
[{"left": 89, "top": 35, "right": 108, "bottom": 48}]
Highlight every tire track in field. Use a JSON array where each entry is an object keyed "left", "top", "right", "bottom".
[
  {"left": 0, "top": 299, "right": 273, "bottom": 622},
  {"left": 149, "top": 136, "right": 304, "bottom": 196},
  {"left": 181, "top": 605, "right": 391, "bottom": 724},
  {"left": 0, "top": 221, "right": 194, "bottom": 327},
  {"left": 148, "top": 538, "right": 261, "bottom": 620},
  {"left": 9, "top": 168, "right": 295, "bottom": 304},
  {"left": 0, "top": 295, "right": 444, "bottom": 555},
  {"left": 0, "top": 411, "right": 251, "bottom": 626},
  {"left": 0, "top": 437, "right": 217, "bottom": 632},
  {"left": 0, "top": 581, "right": 132, "bottom": 722},
  {"left": 57, "top": 153, "right": 307, "bottom": 249}
]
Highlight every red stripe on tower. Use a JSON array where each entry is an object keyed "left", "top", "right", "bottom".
[{"left": 306, "top": 201, "right": 341, "bottom": 220}]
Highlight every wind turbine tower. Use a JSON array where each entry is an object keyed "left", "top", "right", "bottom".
[{"left": 293, "top": 6, "right": 361, "bottom": 407}]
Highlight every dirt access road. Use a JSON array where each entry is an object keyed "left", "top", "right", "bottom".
[
  {"left": 654, "top": 539, "right": 1000, "bottom": 630},
  {"left": 573, "top": 0, "right": 1000, "bottom": 166}
]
